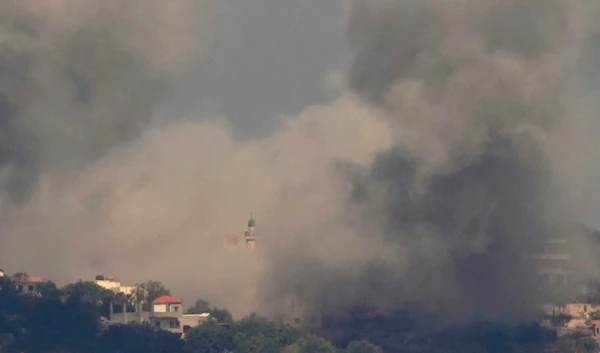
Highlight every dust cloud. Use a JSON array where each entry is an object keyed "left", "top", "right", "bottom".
[{"left": 0, "top": 0, "right": 599, "bottom": 321}]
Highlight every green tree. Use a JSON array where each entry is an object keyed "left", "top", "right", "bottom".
[
  {"left": 112, "top": 292, "right": 130, "bottom": 305},
  {"left": 235, "top": 313, "right": 297, "bottom": 353},
  {"left": 211, "top": 307, "right": 233, "bottom": 323},
  {"left": 61, "top": 281, "right": 118, "bottom": 318},
  {"left": 0, "top": 279, "right": 192, "bottom": 353},
  {"left": 283, "top": 335, "right": 336, "bottom": 353},
  {"left": 185, "top": 321, "right": 237, "bottom": 353},
  {"left": 187, "top": 298, "right": 211, "bottom": 314},
  {"left": 61, "top": 281, "right": 114, "bottom": 303},
  {"left": 187, "top": 298, "right": 233, "bottom": 323},
  {"left": 134, "top": 280, "right": 171, "bottom": 304},
  {"left": 346, "top": 340, "right": 383, "bottom": 353},
  {"left": 0, "top": 280, "right": 28, "bottom": 350},
  {"left": 100, "top": 324, "right": 185, "bottom": 353},
  {"left": 38, "top": 280, "right": 62, "bottom": 299},
  {"left": 20, "top": 295, "right": 102, "bottom": 353}
]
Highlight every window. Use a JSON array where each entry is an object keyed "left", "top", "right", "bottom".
[
  {"left": 17, "top": 285, "right": 23, "bottom": 292},
  {"left": 155, "top": 321, "right": 161, "bottom": 328},
  {"left": 174, "top": 306, "right": 179, "bottom": 312},
  {"left": 28, "top": 285, "right": 34, "bottom": 292},
  {"left": 169, "top": 321, "right": 175, "bottom": 328}
]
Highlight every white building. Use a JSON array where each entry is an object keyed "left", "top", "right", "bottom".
[
  {"left": 109, "top": 295, "right": 210, "bottom": 336},
  {"left": 94, "top": 275, "right": 135, "bottom": 296}
]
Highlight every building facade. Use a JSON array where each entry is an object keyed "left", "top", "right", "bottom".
[
  {"left": 108, "top": 295, "right": 210, "bottom": 336},
  {"left": 531, "top": 238, "right": 572, "bottom": 290},
  {"left": 11, "top": 274, "right": 43, "bottom": 296},
  {"left": 94, "top": 275, "right": 135, "bottom": 296}
]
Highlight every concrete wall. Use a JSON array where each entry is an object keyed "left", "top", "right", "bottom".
[
  {"left": 150, "top": 312, "right": 180, "bottom": 318},
  {"left": 118, "top": 285, "right": 135, "bottom": 295},
  {"left": 150, "top": 317, "right": 182, "bottom": 334},
  {"left": 95, "top": 280, "right": 135, "bottom": 295},
  {"left": 558, "top": 303, "right": 600, "bottom": 319},
  {"left": 13, "top": 280, "right": 40, "bottom": 295},
  {"left": 110, "top": 312, "right": 150, "bottom": 325},
  {"left": 109, "top": 303, "right": 207, "bottom": 336},
  {"left": 152, "top": 303, "right": 182, "bottom": 313},
  {"left": 153, "top": 304, "right": 167, "bottom": 313},
  {"left": 95, "top": 279, "right": 120, "bottom": 291},
  {"left": 181, "top": 314, "right": 210, "bottom": 328}
]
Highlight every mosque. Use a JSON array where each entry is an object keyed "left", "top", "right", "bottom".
[
  {"left": 244, "top": 213, "right": 257, "bottom": 251},
  {"left": 223, "top": 213, "right": 321, "bottom": 328},
  {"left": 222, "top": 213, "right": 258, "bottom": 251}
]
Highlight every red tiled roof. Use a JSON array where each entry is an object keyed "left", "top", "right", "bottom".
[
  {"left": 153, "top": 295, "right": 182, "bottom": 304},
  {"left": 11, "top": 275, "right": 43, "bottom": 283}
]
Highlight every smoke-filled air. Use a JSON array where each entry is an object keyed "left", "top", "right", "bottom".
[{"left": 1, "top": 0, "right": 600, "bottom": 335}]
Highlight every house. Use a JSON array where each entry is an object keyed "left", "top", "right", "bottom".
[
  {"left": 150, "top": 295, "right": 184, "bottom": 333},
  {"left": 560, "top": 303, "right": 600, "bottom": 320},
  {"left": 588, "top": 320, "right": 600, "bottom": 343},
  {"left": 11, "top": 274, "right": 43, "bottom": 295},
  {"left": 531, "top": 238, "right": 572, "bottom": 289},
  {"left": 94, "top": 275, "right": 135, "bottom": 296},
  {"left": 108, "top": 295, "right": 210, "bottom": 336}
]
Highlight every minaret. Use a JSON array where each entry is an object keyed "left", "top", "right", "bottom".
[{"left": 244, "top": 213, "right": 257, "bottom": 251}]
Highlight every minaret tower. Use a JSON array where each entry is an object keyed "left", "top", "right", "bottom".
[{"left": 244, "top": 213, "right": 257, "bottom": 251}]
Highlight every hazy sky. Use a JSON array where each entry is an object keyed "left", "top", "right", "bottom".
[
  {"left": 161, "top": 0, "right": 349, "bottom": 140},
  {"left": 158, "top": 0, "right": 600, "bottom": 228}
]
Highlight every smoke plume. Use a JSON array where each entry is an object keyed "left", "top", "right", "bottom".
[
  {"left": 0, "top": 0, "right": 199, "bottom": 203},
  {"left": 0, "top": 0, "right": 599, "bottom": 325},
  {"left": 260, "top": 0, "right": 600, "bottom": 324}
]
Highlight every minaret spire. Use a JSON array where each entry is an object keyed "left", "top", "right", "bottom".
[{"left": 245, "top": 212, "right": 257, "bottom": 250}]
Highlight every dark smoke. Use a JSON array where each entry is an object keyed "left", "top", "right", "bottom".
[
  {"left": 264, "top": 136, "right": 554, "bottom": 322},
  {"left": 350, "top": 138, "right": 551, "bottom": 320},
  {"left": 0, "top": 1, "right": 198, "bottom": 204},
  {"left": 261, "top": 0, "right": 598, "bottom": 333}
]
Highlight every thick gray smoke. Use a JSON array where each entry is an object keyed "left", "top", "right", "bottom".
[
  {"left": 0, "top": 0, "right": 199, "bottom": 203},
  {"left": 1, "top": 0, "right": 599, "bottom": 325},
  {"left": 259, "top": 0, "right": 600, "bottom": 323},
  {"left": 0, "top": 0, "right": 391, "bottom": 316}
]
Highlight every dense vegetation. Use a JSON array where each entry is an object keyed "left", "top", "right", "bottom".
[
  {"left": 0, "top": 274, "right": 597, "bottom": 353},
  {"left": 0, "top": 276, "right": 378, "bottom": 353}
]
